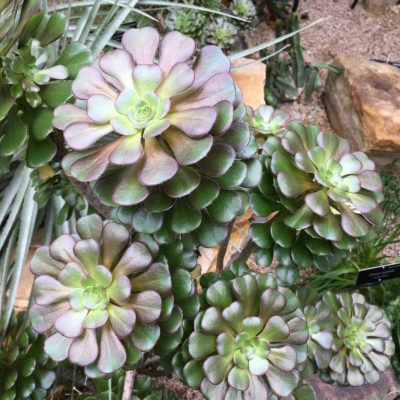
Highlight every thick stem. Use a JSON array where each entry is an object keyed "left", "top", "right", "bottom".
[
  {"left": 122, "top": 370, "right": 136, "bottom": 400},
  {"left": 216, "top": 220, "right": 235, "bottom": 274},
  {"left": 68, "top": 177, "right": 112, "bottom": 219}
]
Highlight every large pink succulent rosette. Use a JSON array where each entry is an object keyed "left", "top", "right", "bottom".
[{"left": 54, "top": 27, "right": 236, "bottom": 206}]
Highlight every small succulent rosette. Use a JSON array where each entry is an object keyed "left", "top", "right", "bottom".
[
  {"left": 0, "top": 11, "right": 91, "bottom": 168},
  {"left": 246, "top": 104, "right": 290, "bottom": 139},
  {"left": 250, "top": 122, "right": 384, "bottom": 271},
  {"left": 317, "top": 292, "right": 395, "bottom": 387},
  {"left": 172, "top": 262, "right": 310, "bottom": 399},
  {"left": 0, "top": 312, "right": 56, "bottom": 400},
  {"left": 29, "top": 214, "right": 172, "bottom": 376}
]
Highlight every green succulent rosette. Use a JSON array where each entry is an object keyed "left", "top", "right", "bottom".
[
  {"left": 0, "top": 10, "right": 91, "bottom": 168},
  {"left": 317, "top": 291, "right": 395, "bottom": 387},
  {"left": 204, "top": 18, "right": 237, "bottom": 49},
  {"left": 0, "top": 312, "right": 56, "bottom": 400},
  {"left": 229, "top": 0, "right": 257, "bottom": 28},
  {"left": 172, "top": 262, "right": 309, "bottom": 399},
  {"left": 29, "top": 214, "right": 172, "bottom": 377},
  {"left": 250, "top": 122, "right": 383, "bottom": 271},
  {"left": 246, "top": 105, "right": 290, "bottom": 139},
  {"left": 165, "top": 6, "right": 206, "bottom": 44}
]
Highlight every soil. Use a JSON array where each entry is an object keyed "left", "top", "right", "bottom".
[{"left": 246, "top": 0, "right": 400, "bottom": 133}]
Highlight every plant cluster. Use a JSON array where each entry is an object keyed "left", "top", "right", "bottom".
[
  {"left": 164, "top": 0, "right": 256, "bottom": 51},
  {"left": 0, "top": 6, "right": 395, "bottom": 398}
]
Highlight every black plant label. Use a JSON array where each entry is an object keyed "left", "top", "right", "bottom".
[{"left": 356, "top": 262, "right": 400, "bottom": 286}]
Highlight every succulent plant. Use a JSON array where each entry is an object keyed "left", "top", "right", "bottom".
[
  {"left": 204, "top": 18, "right": 237, "bottom": 49},
  {"left": 229, "top": 0, "right": 256, "bottom": 28},
  {"left": 0, "top": 311, "right": 56, "bottom": 400},
  {"left": 0, "top": 8, "right": 91, "bottom": 169},
  {"left": 250, "top": 122, "right": 383, "bottom": 271},
  {"left": 172, "top": 262, "right": 309, "bottom": 399},
  {"left": 316, "top": 292, "right": 395, "bottom": 386},
  {"left": 55, "top": 27, "right": 260, "bottom": 248},
  {"left": 165, "top": 7, "right": 206, "bottom": 42},
  {"left": 29, "top": 214, "right": 172, "bottom": 377},
  {"left": 246, "top": 104, "right": 290, "bottom": 140}
]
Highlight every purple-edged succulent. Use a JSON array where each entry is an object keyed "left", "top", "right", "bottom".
[
  {"left": 55, "top": 27, "right": 238, "bottom": 205},
  {"left": 172, "top": 262, "right": 310, "bottom": 399},
  {"left": 54, "top": 27, "right": 261, "bottom": 247},
  {"left": 29, "top": 214, "right": 171, "bottom": 376}
]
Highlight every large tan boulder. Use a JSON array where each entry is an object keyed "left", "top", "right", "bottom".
[{"left": 325, "top": 55, "right": 400, "bottom": 162}]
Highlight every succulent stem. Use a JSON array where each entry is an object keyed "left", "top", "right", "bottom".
[
  {"left": 122, "top": 370, "right": 136, "bottom": 400},
  {"left": 68, "top": 177, "right": 111, "bottom": 218}
]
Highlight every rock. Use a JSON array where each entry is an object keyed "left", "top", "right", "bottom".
[
  {"left": 325, "top": 55, "right": 400, "bottom": 163},
  {"left": 307, "top": 368, "right": 400, "bottom": 400},
  {"left": 230, "top": 58, "right": 266, "bottom": 109}
]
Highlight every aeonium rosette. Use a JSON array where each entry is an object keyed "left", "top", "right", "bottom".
[
  {"left": 172, "top": 262, "right": 311, "bottom": 399},
  {"left": 29, "top": 214, "right": 172, "bottom": 377},
  {"left": 54, "top": 27, "right": 238, "bottom": 207}
]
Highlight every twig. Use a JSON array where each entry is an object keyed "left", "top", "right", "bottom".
[
  {"left": 216, "top": 220, "right": 235, "bottom": 274},
  {"left": 226, "top": 234, "right": 255, "bottom": 267},
  {"left": 122, "top": 370, "right": 136, "bottom": 400},
  {"left": 68, "top": 177, "right": 112, "bottom": 219}
]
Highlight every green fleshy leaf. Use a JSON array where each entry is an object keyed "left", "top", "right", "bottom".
[
  {"left": 217, "top": 161, "right": 247, "bottom": 189},
  {"left": 291, "top": 233, "right": 313, "bottom": 267},
  {"left": 132, "top": 207, "right": 163, "bottom": 234},
  {"left": 271, "top": 220, "right": 296, "bottom": 249},
  {"left": 196, "top": 214, "right": 227, "bottom": 248},
  {"left": 208, "top": 190, "right": 242, "bottom": 223},
  {"left": 183, "top": 360, "right": 204, "bottom": 388},
  {"left": 250, "top": 223, "right": 273, "bottom": 249},
  {"left": 130, "top": 290, "right": 161, "bottom": 324},
  {"left": 188, "top": 332, "right": 216, "bottom": 359},
  {"left": 253, "top": 247, "right": 273, "bottom": 268},
  {"left": 198, "top": 143, "right": 235, "bottom": 177},
  {"left": 250, "top": 193, "right": 278, "bottom": 218},
  {"left": 313, "top": 214, "right": 343, "bottom": 241},
  {"left": 284, "top": 204, "right": 314, "bottom": 230},
  {"left": 131, "top": 263, "right": 171, "bottom": 296},
  {"left": 242, "top": 158, "right": 262, "bottom": 188},
  {"left": 37, "top": 13, "right": 66, "bottom": 46},
  {"left": 163, "top": 167, "right": 200, "bottom": 198},
  {"left": 158, "top": 306, "right": 182, "bottom": 334},
  {"left": 31, "top": 107, "right": 53, "bottom": 140},
  {"left": 0, "top": 90, "right": 14, "bottom": 122},
  {"left": 131, "top": 320, "right": 160, "bottom": 352},
  {"left": 228, "top": 366, "right": 250, "bottom": 391},
  {"left": 276, "top": 264, "right": 299, "bottom": 286},
  {"left": 144, "top": 188, "right": 175, "bottom": 212},
  {"left": 170, "top": 201, "right": 201, "bottom": 234},
  {"left": 206, "top": 280, "right": 232, "bottom": 308},
  {"left": 40, "top": 81, "right": 72, "bottom": 107},
  {"left": 55, "top": 42, "right": 92, "bottom": 78},
  {"left": 0, "top": 108, "right": 27, "bottom": 156},
  {"left": 266, "top": 364, "right": 299, "bottom": 397},
  {"left": 171, "top": 269, "right": 194, "bottom": 301},
  {"left": 188, "top": 178, "right": 219, "bottom": 209},
  {"left": 305, "top": 190, "right": 330, "bottom": 217},
  {"left": 26, "top": 137, "right": 56, "bottom": 168},
  {"left": 98, "top": 325, "right": 126, "bottom": 373}
]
